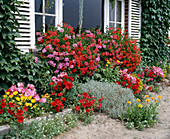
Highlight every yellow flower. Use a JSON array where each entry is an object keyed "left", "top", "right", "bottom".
[
  {"left": 127, "top": 101, "right": 132, "bottom": 104},
  {"left": 117, "top": 60, "right": 120, "bottom": 63},
  {"left": 138, "top": 104, "right": 143, "bottom": 108},
  {"left": 146, "top": 99, "right": 150, "bottom": 102},
  {"left": 50, "top": 98, "right": 52, "bottom": 100},
  {"left": 18, "top": 102, "right": 22, "bottom": 105},
  {"left": 158, "top": 96, "right": 161, "bottom": 99},
  {"left": 31, "top": 99, "right": 36, "bottom": 103},
  {"left": 169, "top": 64, "right": 170, "bottom": 69},
  {"left": 21, "top": 96, "right": 25, "bottom": 101},
  {"left": 33, "top": 104, "right": 38, "bottom": 108},
  {"left": 145, "top": 95, "right": 149, "bottom": 98},
  {"left": 25, "top": 103, "right": 29, "bottom": 107},
  {"left": 106, "top": 64, "right": 108, "bottom": 67},
  {"left": 7, "top": 98, "right": 9, "bottom": 101},
  {"left": 6, "top": 92, "right": 10, "bottom": 95},
  {"left": 29, "top": 103, "right": 32, "bottom": 107},
  {"left": 16, "top": 97, "right": 20, "bottom": 101},
  {"left": 45, "top": 93, "right": 49, "bottom": 98},
  {"left": 137, "top": 98, "right": 141, "bottom": 103},
  {"left": 9, "top": 95, "right": 13, "bottom": 98},
  {"left": 107, "top": 61, "right": 111, "bottom": 64},
  {"left": 13, "top": 91, "right": 18, "bottom": 95},
  {"left": 28, "top": 96, "right": 32, "bottom": 100},
  {"left": 3, "top": 95, "right": 7, "bottom": 98},
  {"left": 150, "top": 97, "right": 155, "bottom": 100},
  {"left": 31, "top": 107, "right": 33, "bottom": 109}
]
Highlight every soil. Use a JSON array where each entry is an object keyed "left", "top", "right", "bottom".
[{"left": 56, "top": 82, "right": 170, "bottom": 139}]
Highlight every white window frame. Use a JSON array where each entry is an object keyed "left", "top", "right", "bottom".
[
  {"left": 34, "top": 0, "right": 63, "bottom": 32},
  {"left": 104, "top": 0, "right": 125, "bottom": 33}
]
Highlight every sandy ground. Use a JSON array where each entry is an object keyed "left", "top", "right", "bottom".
[{"left": 56, "top": 84, "right": 170, "bottom": 139}]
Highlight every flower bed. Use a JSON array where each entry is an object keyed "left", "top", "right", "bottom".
[{"left": 1, "top": 23, "right": 170, "bottom": 137}]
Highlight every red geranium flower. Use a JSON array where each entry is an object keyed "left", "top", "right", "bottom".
[
  {"left": 54, "top": 85, "right": 58, "bottom": 90},
  {"left": 23, "top": 105, "right": 27, "bottom": 112},
  {"left": 51, "top": 101, "right": 56, "bottom": 107},
  {"left": 49, "top": 82, "right": 54, "bottom": 85},
  {"left": 1, "top": 102, "right": 7, "bottom": 108},
  {"left": 86, "top": 109, "right": 90, "bottom": 114},
  {"left": 62, "top": 98, "right": 66, "bottom": 101},
  {"left": 148, "top": 86, "right": 152, "bottom": 91},
  {"left": 76, "top": 106, "right": 80, "bottom": 111},
  {"left": 18, "top": 116, "right": 24, "bottom": 123},
  {"left": 9, "top": 102, "right": 15, "bottom": 108},
  {"left": 17, "top": 109, "right": 24, "bottom": 116},
  {"left": 52, "top": 92, "right": 56, "bottom": 95},
  {"left": 0, "top": 109, "right": 3, "bottom": 114},
  {"left": 58, "top": 93, "right": 63, "bottom": 96},
  {"left": 58, "top": 81, "right": 62, "bottom": 87}
]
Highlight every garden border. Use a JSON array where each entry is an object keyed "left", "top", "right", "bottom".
[{"left": 0, "top": 109, "right": 72, "bottom": 136}]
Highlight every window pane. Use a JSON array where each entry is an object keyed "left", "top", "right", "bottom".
[
  {"left": 109, "top": 23, "right": 115, "bottom": 28},
  {"left": 35, "top": 15, "right": 43, "bottom": 31},
  {"left": 45, "top": 0, "right": 55, "bottom": 14},
  {"left": 116, "top": 1, "right": 121, "bottom": 22},
  {"left": 63, "top": 0, "right": 79, "bottom": 29},
  {"left": 45, "top": 16, "right": 55, "bottom": 31},
  {"left": 116, "top": 23, "right": 121, "bottom": 28},
  {"left": 83, "top": 0, "right": 102, "bottom": 29},
  {"left": 109, "top": 4, "right": 115, "bottom": 21},
  {"left": 35, "top": 0, "right": 43, "bottom": 13}
]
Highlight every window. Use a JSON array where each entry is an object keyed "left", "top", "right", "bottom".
[
  {"left": 35, "top": 0, "right": 57, "bottom": 32},
  {"left": 63, "top": 0, "right": 103, "bottom": 30},
  {"left": 104, "top": 0, "right": 124, "bottom": 32}
]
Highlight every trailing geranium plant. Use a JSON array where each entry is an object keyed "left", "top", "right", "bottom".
[{"left": 73, "top": 90, "right": 104, "bottom": 124}]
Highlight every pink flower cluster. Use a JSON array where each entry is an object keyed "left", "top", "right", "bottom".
[
  {"left": 152, "top": 66, "right": 164, "bottom": 77},
  {"left": 9, "top": 83, "right": 46, "bottom": 103},
  {"left": 120, "top": 69, "right": 137, "bottom": 84},
  {"left": 51, "top": 72, "right": 68, "bottom": 84}
]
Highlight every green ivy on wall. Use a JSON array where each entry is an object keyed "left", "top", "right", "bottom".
[
  {"left": 140, "top": 0, "right": 170, "bottom": 65},
  {"left": 0, "top": 0, "right": 52, "bottom": 95}
]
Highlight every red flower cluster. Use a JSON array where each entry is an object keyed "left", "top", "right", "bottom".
[
  {"left": 50, "top": 74, "right": 73, "bottom": 96},
  {"left": 0, "top": 98, "right": 27, "bottom": 123},
  {"left": 99, "top": 28, "right": 141, "bottom": 72},
  {"left": 51, "top": 99, "right": 64, "bottom": 112},
  {"left": 117, "top": 69, "right": 140, "bottom": 94},
  {"left": 75, "top": 91, "right": 104, "bottom": 114}
]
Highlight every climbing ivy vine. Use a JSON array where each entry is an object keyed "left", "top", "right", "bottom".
[{"left": 140, "top": 0, "right": 170, "bottom": 65}]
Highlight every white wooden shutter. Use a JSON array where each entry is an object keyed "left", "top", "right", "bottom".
[
  {"left": 128, "top": 0, "right": 141, "bottom": 41},
  {"left": 15, "top": 0, "right": 35, "bottom": 52}
]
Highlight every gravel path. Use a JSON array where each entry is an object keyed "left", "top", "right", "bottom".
[{"left": 56, "top": 85, "right": 170, "bottom": 139}]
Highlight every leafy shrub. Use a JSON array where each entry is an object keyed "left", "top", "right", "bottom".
[
  {"left": 78, "top": 80, "right": 137, "bottom": 118},
  {"left": 0, "top": 53, "right": 52, "bottom": 96},
  {"left": 140, "top": 0, "right": 170, "bottom": 65},
  {"left": 93, "top": 58, "right": 121, "bottom": 83},
  {"left": 36, "top": 24, "right": 141, "bottom": 83}
]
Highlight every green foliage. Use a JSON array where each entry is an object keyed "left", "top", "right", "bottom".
[
  {"left": 3, "top": 112, "right": 78, "bottom": 139},
  {"left": 78, "top": 80, "right": 137, "bottom": 118},
  {"left": 0, "top": 52, "right": 52, "bottom": 95},
  {"left": 119, "top": 100, "right": 159, "bottom": 131},
  {"left": 0, "top": 0, "right": 52, "bottom": 95},
  {"left": 140, "top": 0, "right": 170, "bottom": 65},
  {"left": 93, "top": 59, "right": 121, "bottom": 83}
]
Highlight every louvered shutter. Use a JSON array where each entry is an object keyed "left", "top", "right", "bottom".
[
  {"left": 15, "top": 0, "right": 35, "bottom": 52},
  {"left": 128, "top": 0, "right": 141, "bottom": 41}
]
